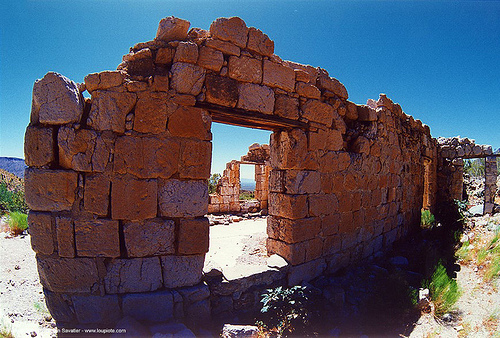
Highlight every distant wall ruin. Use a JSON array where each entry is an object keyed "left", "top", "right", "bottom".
[{"left": 23, "top": 15, "right": 496, "bottom": 327}]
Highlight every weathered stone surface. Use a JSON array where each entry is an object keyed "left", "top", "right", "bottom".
[
  {"left": 263, "top": 60, "right": 295, "bottom": 92},
  {"left": 269, "top": 193, "right": 308, "bottom": 220},
  {"left": 84, "top": 71, "right": 125, "bottom": 92},
  {"left": 168, "top": 106, "right": 212, "bottom": 140},
  {"left": 308, "top": 129, "right": 343, "bottom": 151},
  {"left": 283, "top": 170, "right": 321, "bottom": 195},
  {"left": 209, "top": 17, "right": 248, "bottom": 48},
  {"left": 296, "top": 82, "right": 321, "bottom": 99},
  {"left": 58, "top": 127, "right": 112, "bottom": 172},
  {"left": 43, "top": 289, "right": 76, "bottom": 323},
  {"left": 75, "top": 218, "right": 120, "bottom": 257},
  {"left": 32, "top": 72, "right": 84, "bottom": 125},
  {"left": 270, "top": 129, "right": 313, "bottom": 170},
  {"left": 124, "top": 218, "right": 175, "bottom": 257},
  {"left": 267, "top": 216, "right": 321, "bottom": 244},
  {"left": 37, "top": 256, "right": 99, "bottom": 293},
  {"left": 170, "top": 62, "right": 206, "bottom": 95},
  {"left": 357, "top": 105, "right": 377, "bottom": 121},
  {"left": 55, "top": 216, "right": 75, "bottom": 258},
  {"left": 158, "top": 179, "right": 208, "bottom": 217},
  {"left": 156, "top": 16, "right": 190, "bottom": 42},
  {"left": 174, "top": 41, "right": 199, "bottom": 64},
  {"left": 155, "top": 47, "right": 176, "bottom": 64},
  {"left": 178, "top": 218, "right": 209, "bottom": 254},
  {"left": 309, "top": 193, "right": 338, "bottom": 217},
  {"left": 237, "top": 83, "right": 274, "bottom": 114},
  {"left": 134, "top": 91, "right": 170, "bottom": 134},
  {"left": 24, "top": 126, "right": 54, "bottom": 167},
  {"left": 197, "top": 46, "right": 224, "bottom": 71},
  {"left": 205, "top": 73, "right": 239, "bottom": 107},
  {"left": 105, "top": 257, "right": 163, "bottom": 293},
  {"left": 84, "top": 174, "right": 110, "bottom": 216},
  {"left": 179, "top": 139, "right": 212, "bottom": 179},
  {"left": 122, "top": 290, "right": 174, "bottom": 322},
  {"left": 114, "top": 136, "right": 180, "bottom": 179},
  {"left": 274, "top": 95, "right": 299, "bottom": 120},
  {"left": 228, "top": 56, "right": 262, "bottom": 84},
  {"left": 28, "top": 211, "right": 54, "bottom": 255},
  {"left": 25, "top": 168, "right": 77, "bottom": 211},
  {"left": 301, "top": 99, "right": 334, "bottom": 125},
  {"left": 111, "top": 175, "right": 157, "bottom": 220},
  {"left": 161, "top": 255, "right": 205, "bottom": 288},
  {"left": 205, "top": 38, "right": 240, "bottom": 56},
  {"left": 177, "top": 283, "right": 210, "bottom": 303},
  {"left": 72, "top": 294, "right": 121, "bottom": 324},
  {"left": 352, "top": 136, "right": 371, "bottom": 154},
  {"left": 287, "top": 258, "right": 327, "bottom": 285},
  {"left": 222, "top": 324, "right": 259, "bottom": 338},
  {"left": 247, "top": 27, "right": 274, "bottom": 56},
  {"left": 316, "top": 70, "right": 348, "bottom": 99},
  {"left": 87, "top": 90, "right": 137, "bottom": 133}
]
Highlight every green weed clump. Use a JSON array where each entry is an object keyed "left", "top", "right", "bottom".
[
  {"left": 7, "top": 211, "right": 28, "bottom": 236},
  {"left": 0, "top": 181, "right": 28, "bottom": 214},
  {"left": 421, "top": 209, "right": 436, "bottom": 228},
  {"left": 425, "top": 263, "right": 460, "bottom": 317}
]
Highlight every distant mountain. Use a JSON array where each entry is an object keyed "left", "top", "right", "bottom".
[
  {"left": 0, "top": 157, "right": 26, "bottom": 178},
  {"left": 240, "top": 178, "right": 256, "bottom": 191}
]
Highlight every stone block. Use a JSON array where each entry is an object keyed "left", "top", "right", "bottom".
[
  {"left": 84, "top": 173, "right": 110, "bottom": 216},
  {"left": 25, "top": 168, "right": 77, "bottom": 211},
  {"left": 274, "top": 94, "right": 299, "bottom": 120},
  {"left": 267, "top": 216, "right": 321, "bottom": 244},
  {"left": 155, "top": 47, "right": 176, "bottom": 64},
  {"left": 283, "top": 170, "right": 321, "bottom": 194},
  {"left": 323, "top": 235, "right": 341, "bottom": 256},
  {"left": 174, "top": 41, "right": 199, "bottom": 64},
  {"left": 263, "top": 60, "right": 295, "bottom": 92},
  {"left": 316, "top": 71, "right": 348, "bottom": 100},
  {"left": 75, "top": 218, "right": 120, "bottom": 257},
  {"left": 84, "top": 71, "right": 125, "bottom": 92},
  {"left": 161, "top": 254, "right": 205, "bottom": 288},
  {"left": 287, "top": 258, "right": 327, "bottom": 286},
  {"left": 124, "top": 56, "right": 155, "bottom": 78},
  {"left": 24, "top": 125, "right": 54, "bottom": 167},
  {"left": 58, "top": 127, "right": 104, "bottom": 172},
  {"left": 55, "top": 216, "right": 75, "bottom": 258},
  {"left": 247, "top": 27, "right": 274, "bottom": 56},
  {"left": 134, "top": 91, "right": 170, "bottom": 134},
  {"left": 114, "top": 136, "right": 180, "bottom": 179},
  {"left": 184, "top": 299, "right": 211, "bottom": 327},
  {"left": 308, "top": 128, "right": 343, "bottom": 151},
  {"left": 104, "top": 257, "right": 163, "bottom": 293},
  {"left": 37, "top": 256, "right": 99, "bottom": 293},
  {"left": 31, "top": 72, "right": 84, "bottom": 125},
  {"left": 209, "top": 17, "right": 248, "bottom": 48},
  {"left": 269, "top": 193, "right": 308, "bottom": 220},
  {"left": 346, "top": 101, "right": 359, "bottom": 120},
  {"left": 267, "top": 238, "right": 308, "bottom": 265},
  {"left": 124, "top": 218, "right": 175, "bottom": 257},
  {"left": 301, "top": 99, "right": 334, "bottom": 126},
  {"left": 357, "top": 105, "right": 377, "bottom": 122},
  {"left": 72, "top": 294, "right": 121, "bottom": 324},
  {"left": 158, "top": 179, "right": 208, "bottom": 218},
  {"left": 111, "top": 175, "right": 157, "bottom": 220},
  {"left": 170, "top": 62, "right": 206, "bottom": 95},
  {"left": 178, "top": 218, "right": 209, "bottom": 254},
  {"left": 43, "top": 289, "right": 76, "bottom": 323},
  {"left": 237, "top": 83, "right": 274, "bottom": 114},
  {"left": 270, "top": 129, "right": 313, "bottom": 170},
  {"left": 177, "top": 283, "right": 210, "bottom": 303},
  {"left": 122, "top": 290, "right": 174, "bottom": 322},
  {"left": 205, "top": 74, "right": 239, "bottom": 108},
  {"left": 309, "top": 194, "right": 338, "bottom": 217},
  {"left": 198, "top": 46, "right": 224, "bottom": 71},
  {"left": 321, "top": 213, "right": 340, "bottom": 236},
  {"left": 168, "top": 106, "right": 212, "bottom": 140},
  {"left": 156, "top": 16, "right": 190, "bottom": 42},
  {"left": 28, "top": 211, "right": 54, "bottom": 255},
  {"left": 296, "top": 82, "right": 321, "bottom": 99},
  {"left": 228, "top": 56, "right": 262, "bottom": 83},
  {"left": 87, "top": 90, "right": 137, "bottom": 133},
  {"left": 205, "top": 38, "right": 240, "bottom": 56}
]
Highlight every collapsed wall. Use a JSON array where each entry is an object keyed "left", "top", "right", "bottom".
[{"left": 24, "top": 16, "right": 439, "bottom": 327}]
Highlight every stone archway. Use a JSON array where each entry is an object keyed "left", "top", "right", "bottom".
[{"left": 24, "top": 16, "right": 441, "bottom": 327}]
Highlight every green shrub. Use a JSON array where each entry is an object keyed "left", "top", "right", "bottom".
[
  {"left": 239, "top": 190, "right": 255, "bottom": 200},
  {"left": 464, "top": 158, "right": 485, "bottom": 177},
  {"left": 421, "top": 209, "right": 436, "bottom": 228},
  {"left": 425, "top": 262, "right": 460, "bottom": 317},
  {"left": 259, "top": 285, "right": 320, "bottom": 336},
  {"left": 208, "top": 173, "right": 221, "bottom": 194},
  {"left": 0, "top": 182, "right": 28, "bottom": 214},
  {"left": 7, "top": 211, "right": 28, "bottom": 236}
]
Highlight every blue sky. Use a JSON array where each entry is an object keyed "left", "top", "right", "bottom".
[{"left": 1, "top": 0, "right": 499, "bottom": 179}]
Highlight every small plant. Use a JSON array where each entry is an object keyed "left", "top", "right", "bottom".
[
  {"left": 454, "top": 199, "right": 469, "bottom": 223},
  {"left": 239, "top": 190, "right": 255, "bottom": 200},
  {"left": 456, "top": 240, "right": 471, "bottom": 262},
  {"left": 208, "top": 173, "right": 221, "bottom": 194},
  {"left": 7, "top": 211, "right": 28, "bottom": 236},
  {"left": 259, "top": 285, "right": 320, "bottom": 336},
  {"left": 421, "top": 209, "right": 436, "bottom": 228},
  {"left": 0, "top": 320, "right": 14, "bottom": 338},
  {"left": 424, "top": 262, "right": 460, "bottom": 317}
]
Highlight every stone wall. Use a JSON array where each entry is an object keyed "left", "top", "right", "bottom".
[
  {"left": 436, "top": 137, "right": 498, "bottom": 214},
  {"left": 25, "top": 15, "right": 442, "bottom": 327},
  {"left": 208, "top": 160, "right": 241, "bottom": 214}
]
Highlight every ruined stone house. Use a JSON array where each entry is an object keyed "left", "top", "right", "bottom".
[{"left": 23, "top": 16, "right": 498, "bottom": 327}]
